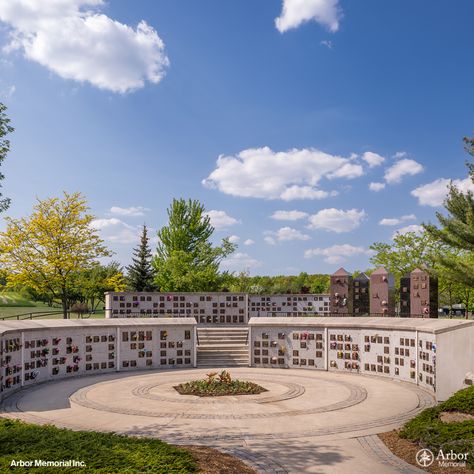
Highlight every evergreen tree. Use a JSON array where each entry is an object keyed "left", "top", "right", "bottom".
[
  {"left": 152, "top": 199, "right": 235, "bottom": 291},
  {"left": 424, "top": 135, "right": 474, "bottom": 287},
  {"left": 127, "top": 225, "right": 156, "bottom": 291}
]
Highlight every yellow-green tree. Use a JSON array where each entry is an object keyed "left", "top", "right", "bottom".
[{"left": 0, "top": 192, "right": 112, "bottom": 318}]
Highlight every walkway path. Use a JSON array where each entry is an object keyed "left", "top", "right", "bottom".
[{"left": 0, "top": 368, "right": 430, "bottom": 473}]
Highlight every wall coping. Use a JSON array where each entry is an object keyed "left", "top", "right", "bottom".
[
  {"left": 248, "top": 317, "right": 474, "bottom": 334},
  {"left": 0, "top": 318, "right": 197, "bottom": 336}
]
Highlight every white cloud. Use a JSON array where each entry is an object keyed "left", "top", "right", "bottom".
[
  {"left": 91, "top": 217, "right": 142, "bottom": 244},
  {"left": 0, "top": 84, "right": 15, "bottom": 97},
  {"left": 393, "top": 151, "right": 407, "bottom": 159},
  {"left": 320, "top": 39, "right": 333, "bottom": 49},
  {"left": 271, "top": 210, "right": 309, "bottom": 221},
  {"left": 384, "top": 158, "right": 424, "bottom": 184},
  {"left": 202, "top": 147, "right": 363, "bottom": 201},
  {"left": 304, "top": 244, "right": 367, "bottom": 264},
  {"left": 205, "top": 210, "right": 240, "bottom": 230},
  {"left": 378, "top": 214, "right": 416, "bottom": 226},
  {"left": 275, "top": 0, "right": 341, "bottom": 33},
  {"left": 264, "top": 226, "right": 311, "bottom": 245},
  {"left": 369, "top": 182, "right": 385, "bottom": 192},
  {"left": 392, "top": 224, "right": 424, "bottom": 239},
  {"left": 411, "top": 177, "right": 474, "bottom": 207},
  {"left": 228, "top": 235, "right": 240, "bottom": 244},
  {"left": 307, "top": 208, "right": 366, "bottom": 233},
  {"left": 243, "top": 239, "right": 255, "bottom": 246},
  {"left": 362, "top": 151, "right": 385, "bottom": 168},
  {"left": 110, "top": 206, "right": 150, "bottom": 217},
  {"left": 0, "top": 0, "right": 169, "bottom": 93},
  {"left": 221, "top": 252, "right": 262, "bottom": 271}
]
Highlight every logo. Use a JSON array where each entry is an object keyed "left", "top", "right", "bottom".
[{"left": 416, "top": 448, "right": 434, "bottom": 467}]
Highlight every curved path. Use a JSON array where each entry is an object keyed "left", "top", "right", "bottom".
[{"left": 1, "top": 368, "right": 431, "bottom": 473}]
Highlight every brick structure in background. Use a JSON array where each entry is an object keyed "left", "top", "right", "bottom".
[
  {"left": 353, "top": 273, "right": 370, "bottom": 315},
  {"left": 330, "top": 268, "right": 353, "bottom": 315},
  {"left": 369, "top": 267, "right": 396, "bottom": 316},
  {"left": 410, "top": 268, "right": 438, "bottom": 318},
  {"left": 399, "top": 273, "right": 411, "bottom": 317}
]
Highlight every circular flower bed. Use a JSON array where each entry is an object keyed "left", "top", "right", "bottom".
[{"left": 174, "top": 370, "right": 267, "bottom": 397}]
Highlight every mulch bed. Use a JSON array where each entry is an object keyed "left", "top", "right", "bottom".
[
  {"left": 378, "top": 430, "right": 472, "bottom": 473},
  {"left": 183, "top": 445, "right": 257, "bottom": 474}
]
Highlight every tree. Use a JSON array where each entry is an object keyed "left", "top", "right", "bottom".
[
  {"left": 126, "top": 225, "right": 156, "bottom": 291},
  {"left": 77, "top": 262, "right": 126, "bottom": 311},
  {"left": 152, "top": 198, "right": 236, "bottom": 291},
  {"left": 424, "top": 140, "right": 474, "bottom": 287},
  {"left": 0, "top": 103, "right": 13, "bottom": 212},
  {"left": 369, "top": 231, "right": 443, "bottom": 285},
  {"left": 0, "top": 192, "right": 112, "bottom": 318}
]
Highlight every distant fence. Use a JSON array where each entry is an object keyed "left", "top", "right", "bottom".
[{"left": 0, "top": 311, "right": 96, "bottom": 321}]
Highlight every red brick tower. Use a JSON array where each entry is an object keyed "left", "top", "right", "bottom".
[
  {"left": 330, "top": 268, "right": 353, "bottom": 315},
  {"left": 410, "top": 268, "right": 438, "bottom": 318},
  {"left": 370, "top": 267, "right": 395, "bottom": 316}
]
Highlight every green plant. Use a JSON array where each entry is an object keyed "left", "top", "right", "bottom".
[
  {"left": 400, "top": 386, "right": 474, "bottom": 468},
  {"left": 0, "top": 418, "right": 197, "bottom": 473}
]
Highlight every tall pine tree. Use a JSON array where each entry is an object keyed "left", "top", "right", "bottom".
[
  {"left": 424, "top": 135, "right": 474, "bottom": 287},
  {"left": 127, "top": 224, "right": 156, "bottom": 291}
]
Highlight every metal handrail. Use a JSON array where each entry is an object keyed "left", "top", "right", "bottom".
[{"left": 0, "top": 310, "right": 100, "bottom": 321}]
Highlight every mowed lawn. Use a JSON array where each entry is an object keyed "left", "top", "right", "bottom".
[{"left": 0, "top": 292, "right": 105, "bottom": 320}]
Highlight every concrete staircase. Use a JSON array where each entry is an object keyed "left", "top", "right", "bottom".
[{"left": 197, "top": 327, "right": 249, "bottom": 367}]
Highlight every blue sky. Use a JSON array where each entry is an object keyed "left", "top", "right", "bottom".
[{"left": 0, "top": 0, "right": 473, "bottom": 276}]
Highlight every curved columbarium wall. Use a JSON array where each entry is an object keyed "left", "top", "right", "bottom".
[
  {"left": 0, "top": 319, "right": 197, "bottom": 403},
  {"left": 249, "top": 317, "right": 474, "bottom": 401},
  {"left": 1, "top": 317, "right": 473, "bottom": 405}
]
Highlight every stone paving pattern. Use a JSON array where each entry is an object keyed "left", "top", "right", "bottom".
[{"left": 0, "top": 368, "right": 435, "bottom": 473}]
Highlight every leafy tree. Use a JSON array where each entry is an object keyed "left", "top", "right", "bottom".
[
  {"left": 369, "top": 231, "right": 443, "bottom": 286},
  {"left": 126, "top": 224, "right": 156, "bottom": 291},
  {"left": 424, "top": 140, "right": 474, "bottom": 288},
  {"left": 0, "top": 192, "right": 112, "bottom": 318},
  {"left": 77, "top": 262, "right": 126, "bottom": 311},
  {"left": 0, "top": 103, "right": 13, "bottom": 212},
  {"left": 153, "top": 199, "right": 236, "bottom": 291}
]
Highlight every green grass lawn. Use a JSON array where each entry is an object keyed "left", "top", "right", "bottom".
[
  {"left": 0, "top": 292, "right": 105, "bottom": 320},
  {"left": 400, "top": 386, "right": 474, "bottom": 468},
  {"left": 0, "top": 419, "right": 196, "bottom": 473}
]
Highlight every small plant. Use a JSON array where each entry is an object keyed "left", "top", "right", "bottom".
[
  {"left": 218, "top": 370, "right": 232, "bottom": 384},
  {"left": 175, "top": 372, "right": 267, "bottom": 397}
]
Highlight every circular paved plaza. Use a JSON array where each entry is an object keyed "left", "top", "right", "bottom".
[{"left": 1, "top": 368, "right": 433, "bottom": 473}]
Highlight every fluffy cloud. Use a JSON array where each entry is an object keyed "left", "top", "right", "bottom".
[
  {"left": 384, "top": 159, "right": 424, "bottom": 184},
  {"left": 392, "top": 224, "right": 424, "bottom": 238},
  {"left": 228, "top": 235, "right": 240, "bottom": 244},
  {"left": 91, "top": 217, "right": 142, "bottom": 244},
  {"left": 304, "top": 244, "right": 367, "bottom": 264},
  {"left": 243, "top": 239, "right": 255, "bottom": 246},
  {"left": 362, "top": 151, "right": 385, "bottom": 168},
  {"left": 307, "top": 208, "right": 366, "bottom": 233},
  {"left": 202, "top": 147, "right": 363, "bottom": 201},
  {"left": 369, "top": 182, "right": 385, "bottom": 192},
  {"left": 110, "top": 206, "right": 150, "bottom": 217},
  {"left": 271, "top": 210, "right": 309, "bottom": 221},
  {"left": 205, "top": 210, "right": 240, "bottom": 230},
  {"left": 275, "top": 0, "right": 341, "bottom": 33},
  {"left": 378, "top": 214, "right": 416, "bottom": 226},
  {"left": 264, "top": 226, "right": 311, "bottom": 245},
  {"left": 221, "top": 252, "right": 262, "bottom": 271},
  {"left": 0, "top": 0, "right": 169, "bottom": 93},
  {"left": 411, "top": 177, "right": 474, "bottom": 206}
]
